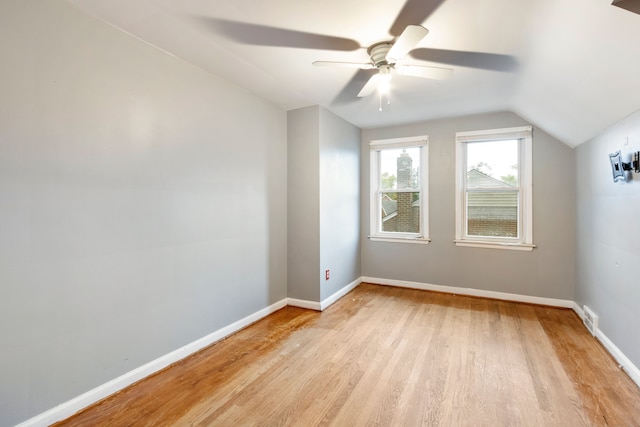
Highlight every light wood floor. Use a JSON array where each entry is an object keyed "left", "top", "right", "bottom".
[{"left": 56, "top": 283, "right": 640, "bottom": 426}]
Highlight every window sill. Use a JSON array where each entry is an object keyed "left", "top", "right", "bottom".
[
  {"left": 454, "top": 240, "right": 535, "bottom": 251},
  {"left": 369, "top": 236, "right": 431, "bottom": 245}
]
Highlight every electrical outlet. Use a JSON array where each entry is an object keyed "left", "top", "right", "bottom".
[{"left": 325, "top": 270, "right": 330, "bottom": 280}]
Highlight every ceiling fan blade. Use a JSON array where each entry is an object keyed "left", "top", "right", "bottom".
[
  {"left": 389, "top": 0, "right": 446, "bottom": 37},
  {"left": 612, "top": 0, "right": 640, "bottom": 15},
  {"left": 386, "top": 25, "right": 429, "bottom": 63},
  {"left": 395, "top": 65, "right": 453, "bottom": 80},
  {"left": 410, "top": 48, "right": 519, "bottom": 72},
  {"left": 313, "top": 61, "right": 374, "bottom": 69},
  {"left": 332, "top": 69, "right": 377, "bottom": 105},
  {"left": 358, "top": 74, "right": 384, "bottom": 97},
  {"left": 200, "top": 18, "right": 361, "bottom": 51}
]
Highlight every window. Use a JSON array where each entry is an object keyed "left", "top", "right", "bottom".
[
  {"left": 369, "top": 136, "right": 429, "bottom": 243},
  {"left": 455, "top": 126, "right": 534, "bottom": 251}
]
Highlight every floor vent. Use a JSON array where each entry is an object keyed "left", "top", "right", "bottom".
[{"left": 583, "top": 305, "right": 599, "bottom": 336}]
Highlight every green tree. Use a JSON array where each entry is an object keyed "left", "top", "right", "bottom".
[
  {"left": 500, "top": 165, "right": 518, "bottom": 186},
  {"left": 469, "top": 161, "right": 493, "bottom": 175},
  {"left": 500, "top": 174, "right": 517, "bottom": 186},
  {"left": 381, "top": 172, "right": 396, "bottom": 190}
]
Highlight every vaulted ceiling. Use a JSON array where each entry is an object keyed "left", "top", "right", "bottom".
[{"left": 65, "top": 0, "right": 640, "bottom": 147}]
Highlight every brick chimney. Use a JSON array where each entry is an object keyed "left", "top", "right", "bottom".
[{"left": 396, "top": 151, "right": 414, "bottom": 232}]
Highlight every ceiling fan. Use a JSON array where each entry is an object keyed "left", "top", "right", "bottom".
[
  {"left": 312, "top": 25, "right": 452, "bottom": 98},
  {"left": 201, "top": 0, "right": 517, "bottom": 103}
]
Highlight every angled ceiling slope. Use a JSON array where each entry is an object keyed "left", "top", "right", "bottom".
[{"left": 65, "top": 0, "right": 640, "bottom": 147}]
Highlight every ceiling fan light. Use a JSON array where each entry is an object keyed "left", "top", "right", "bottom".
[{"left": 378, "top": 78, "right": 391, "bottom": 95}]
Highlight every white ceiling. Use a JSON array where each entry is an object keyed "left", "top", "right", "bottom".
[{"left": 65, "top": 0, "right": 640, "bottom": 147}]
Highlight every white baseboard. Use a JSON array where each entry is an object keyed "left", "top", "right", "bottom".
[
  {"left": 320, "top": 277, "right": 362, "bottom": 310},
  {"left": 364, "top": 277, "right": 640, "bottom": 389},
  {"left": 18, "top": 277, "right": 640, "bottom": 426},
  {"left": 287, "top": 277, "right": 362, "bottom": 312},
  {"left": 17, "top": 298, "right": 289, "bottom": 427},
  {"left": 287, "top": 298, "right": 322, "bottom": 311},
  {"left": 572, "top": 303, "right": 640, "bottom": 387},
  {"left": 595, "top": 329, "right": 640, "bottom": 387},
  {"left": 362, "top": 276, "right": 575, "bottom": 308},
  {"left": 22, "top": 278, "right": 364, "bottom": 427},
  {"left": 572, "top": 301, "right": 585, "bottom": 319}
]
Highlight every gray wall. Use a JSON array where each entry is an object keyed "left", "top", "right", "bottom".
[
  {"left": 361, "top": 111, "right": 575, "bottom": 300},
  {"left": 0, "top": 1, "right": 287, "bottom": 425},
  {"left": 288, "top": 106, "right": 361, "bottom": 302},
  {"left": 319, "top": 108, "right": 361, "bottom": 301},
  {"left": 575, "top": 108, "right": 640, "bottom": 371},
  {"left": 287, "top": 106, "right": 321, "bottom": 301}
]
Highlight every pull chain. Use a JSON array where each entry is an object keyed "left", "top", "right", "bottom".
[{"left": 379, "top": 93, "right": 391, "bottom": 112}]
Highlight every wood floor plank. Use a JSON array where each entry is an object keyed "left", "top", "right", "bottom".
[{"left": 55, "top": 284, "right": 640, "bottom": 426}]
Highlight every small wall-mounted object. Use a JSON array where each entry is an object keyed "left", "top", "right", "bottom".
[{"left": 609, "top": 150, "right": 640, "bottom": 182}]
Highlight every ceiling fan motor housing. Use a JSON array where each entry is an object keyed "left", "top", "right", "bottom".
[{"left": 368, "top": 42, "right": 393, "bottom": 67}]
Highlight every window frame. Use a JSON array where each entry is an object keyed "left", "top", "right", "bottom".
[
  {"left": 369, "top": 135, "right": 429, "bottom": 244},
  {"left": 454, "top": 126, "right": 535, "bottom": 251}
]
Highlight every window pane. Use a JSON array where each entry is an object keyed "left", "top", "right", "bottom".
[
  {"left": 466, "top": 191, "right": 518, "bottom": 238},
  {"left": 381, "top": 192, "right": 420, "bottom": 233},
  {"left": 380, "top": 147, "right": 421, "bottom": 190},
  {"left": 466, "top": 140, "right": 518, "bottom": 188}
]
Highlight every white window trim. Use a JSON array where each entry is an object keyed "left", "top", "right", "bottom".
[
  {"left": 454, "top": 126, "right": 535, "bottom": 251},
  {"left": 369, "top": 135, "right": 430, "bottom": 244}
]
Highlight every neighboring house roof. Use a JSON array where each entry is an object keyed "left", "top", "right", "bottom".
[
  {"left": 467, "top": 169, "right": 517, "bottom": 209},
  {"left": 381, "top": 169, "right": 515, "bottom": 222},
  {"left": 467, "top": 169, "right": 515, "bottom": 189},
  {"left": 381, "top": 195, "right": 397, "bottom": 222},
  {"left": 381, "top": 194, "right": 420, "bottom": 222}
]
